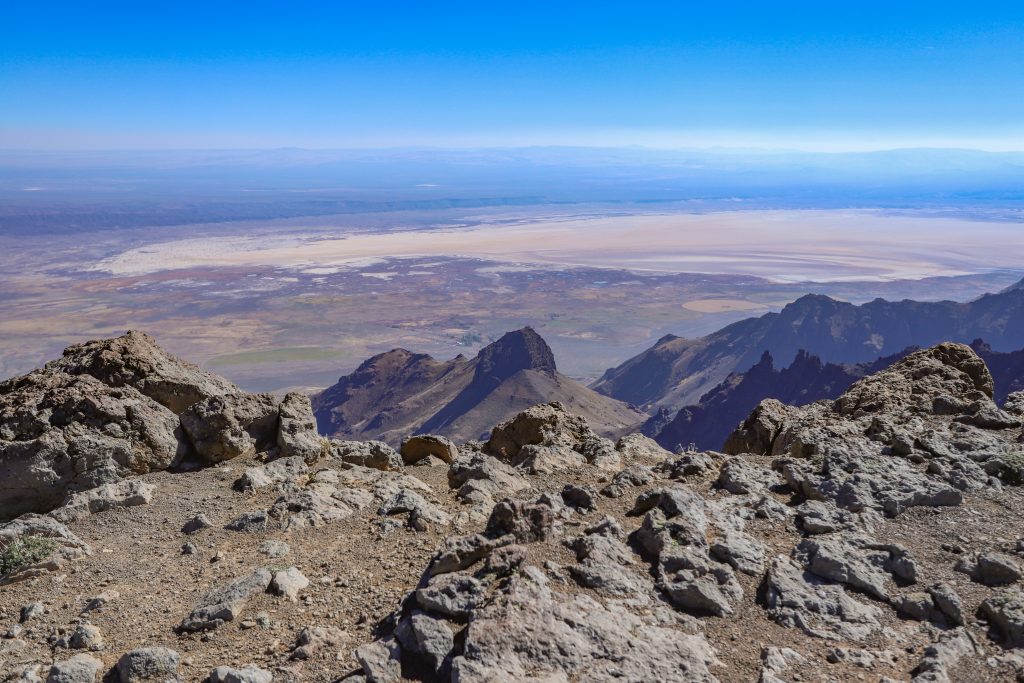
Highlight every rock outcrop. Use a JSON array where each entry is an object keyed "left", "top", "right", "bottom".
[
  {"left": 725, "top": 343, "right": 1023, "bottom": 516},
  {"left": 0, "top": 332, "right": 324, "bottom": 519}
]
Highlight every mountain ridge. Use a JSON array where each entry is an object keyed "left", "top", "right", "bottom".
[
  {"left": 312, "top": 327, "right": 642, "bottom": 444},
  {"left": 593, "top": 285, "right": 1024, "bottom": 412}
]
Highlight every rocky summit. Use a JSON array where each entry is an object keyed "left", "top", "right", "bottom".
[{"left": 2, "top": 336, "right": 1024, "bottom": 682}]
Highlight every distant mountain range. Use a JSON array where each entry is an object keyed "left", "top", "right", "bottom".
[
  {"left": 312, "top": 327, "right": 643, "bottom": 445},
  {"left": 592, "top": 278, "right": 1024, "bottom": 412},
  {"left": 645, "top": 347, "right": 915, "bottom": 452},
  {"left": 645, "top": 338, "right": 1024, "bottom": 453}
]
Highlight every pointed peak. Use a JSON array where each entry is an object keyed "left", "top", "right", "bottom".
[{"left": 475, "top": 327, "right": 557, "bottom": 380}]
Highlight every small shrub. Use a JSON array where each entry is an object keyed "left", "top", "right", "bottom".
[{"left": 0, "top": 535, "right": 58, "bottom": 576}]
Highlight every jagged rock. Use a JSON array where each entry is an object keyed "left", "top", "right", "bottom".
[
  {"left": 395, "top": 610, "right": 454, "bottom": 675},
  {"left": 355, "top": 636, "right": 402, "bottom": 683},
  {"left": 235, "top": 456, "right": 308, "bottom": 491},
  {"left": 485, "top": 402, "right": 618, "bottom": 472},
  {"left": 764, "top": 556, "right": 882, "bottom": 641},
  {"left": 224, "top": 511, "right": 268, "bottom": 533},
  {"left": 630, "top": 486, "right": 747, "bottom": 616},
  {"left": 717, "top": 456, "right": 777, "bottom": 494},
  {"left": 46, "top": 654, "right": 103, "bottom": 683},
  {"left": 910, "top": 628, "right": 977, "bottom": 683},
  {"left": 0, "top": 370, "right": 184, "bottom": 519},
  {"left": 1004, "top": 391, "right": 1024, "bottom": 416},
  {"left": 428, "top": 534, "right": 508, "bottom": 576},
  {"left": 894, "top": 584, "right": 965, "bottom": 627},
  {"left": 826, "top": 646, "right": 892, "bottom": 668},
  {"left": 49, "top": 480, "right": 155, "bottom": 523},
  {"left": 180, "top": 393, "right": 279, "bottom": 464},
  {"left": 567, "top": 523, "right": 646, "bottom": 597},
  {"left": 600, "top": 463, "right": 653, "bottom": 498},
  {"left": 929, "top": 583, "right": 965, "bottom": 625},
  {"left": 615, "top": 433, "right": 673, "bottom": 460},
  {"left": 561, "top": 484, "right": 597, "bottom": 511},
  {"left": 725, "top": 345, "right": 1024, "bottom": 517},
  {"left": 277, "top": 392, "right": 325, "bottom": 463},
  {"left": 400, "top": 435, "right": 458, "bottom": 465},
  {"left": 416, "top": 572, "right": 486, "bottom": 618},
  {"left": 484, "top": 497, "right": 555, "bottom": 543},
  {"left": 979, "top": 591, "right": 1024, "bottom": 646},
  {"left": 796, "top": 536, "right": 917, "bottom": 601},
  {"left": 956, "top": 551, "right": 1022, "bottom": 585},
  {"left": 795, "top": 500, "right": 859, "bottom": 535},
  {"left": 291, "top": 625, "right": 345, "bottom": 660},
  {"left": 895, "top": 591, "right": 936, "bottom": 621},
  {"left": 447, "top": 452, "right": 528, "bottom": 505},
  {"left": 0, "top": 514, "right": 91, "bottom": 583},
  {"left": 181, "top": 513, "right": 213, "bottom": 534},
  {"left": 208, "top": 666, "right": 272, "bottom": 683},
  {"left": 50, "top": 330, "right": 237, "bottom": 414},
  {"left": 484, "top": 544, "right": 527, "bottom": 576},
  {"left": 378, "top": 488, "right": 450, "bottom": 530},
  {"left": 659, "top": 451, "right": 720, "bottom": 479},
  {"left": 0, "top": 332, "right": 325, "bottom": 519},
  {"left": 115, "top": 647, "right": 181, "bottom": 682},
  {"left": 759, "top": 646, "right": 805, "bottom": 683},
  {"left": 448, "top": 566, "right": 718, "bottom": 682},
  {"left": 723, "top": 399, "right": 795, "bottom": 455},
  {"left": 710, "top": 531, "right": 767, "bottom": 575},
  {"left": 270, "top": 567, "right": 308, "bottom": 602},
  {"left": 179, "top": 568, "right": 272, "bottom": 631},
  {"left": 66, "top": 623, "right": 102, "bottom": 651},
  {"left": 331, "top": 440, "right": 403, "bottom": 471},
  {"left": 267, "top": 489, "right": 355, "bottom": 530}
]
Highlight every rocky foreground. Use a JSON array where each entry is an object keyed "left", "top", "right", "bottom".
[{"left": 2, "top": 334, "right": 1024, "bottom": 681}]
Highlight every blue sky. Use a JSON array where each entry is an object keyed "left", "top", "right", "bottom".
[{"left": 3, "top": 2, "right": 1023, "bottom": 150}]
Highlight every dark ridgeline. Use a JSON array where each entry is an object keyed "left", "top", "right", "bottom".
[{"left": 593, "top": 280, "right": 1024, "bottom": 413}]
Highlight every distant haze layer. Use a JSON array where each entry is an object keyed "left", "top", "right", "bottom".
[{"left": 91, "top": 209, "right": 1024, "bottom": 283}]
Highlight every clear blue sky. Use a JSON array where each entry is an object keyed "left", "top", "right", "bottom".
[{"left": 3, "top": 1, "right": 1023, "bottom": 150}]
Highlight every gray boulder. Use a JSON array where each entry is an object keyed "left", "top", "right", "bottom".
[
  {"left": 208, "top": 665, "right": 272, "bottom": 683},
  {"left": 180, "top": 393, "right": 278, "bottom": 463},
  {"left": 115, "top": 647, "right": 181, "bottom": 682},
  {"left": 0, "top": 370, "right": 184, "bottom": 519},
  {"left": 276, "top": 392, "right": 325, "bottom": 463},
  {"left": 400, "top": 434, "right": 459, "bottom": 464},
  {"left": 179, "top": 568, "right": 272, "bottom": 631},
  {"left": 46, "top": 655, "right": 103, "bottom": 683},
  {"left": 331, "top": 440, "right": 403, "bottom": 471}
]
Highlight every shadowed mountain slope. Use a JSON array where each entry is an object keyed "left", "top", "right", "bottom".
[
  {"left": 593, "top": 285, "right": 1024, "bottom": 412},
  {"left": 649, "top": 338, "right": 1024, "bottom": 453},
  {"left": 312, "top": 327, "right": 643, "bottom": 444}
]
